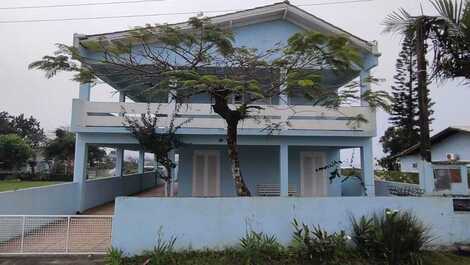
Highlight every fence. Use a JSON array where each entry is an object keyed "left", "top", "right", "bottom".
[{"left": 0, "top": 215, "right": 112, "bottom": 254}]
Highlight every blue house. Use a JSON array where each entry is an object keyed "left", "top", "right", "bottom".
[{"left": 70, "top": 1, "right": 379, "bottom": 212}]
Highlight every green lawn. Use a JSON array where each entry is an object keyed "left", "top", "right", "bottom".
[{"left": 0, "top": 180, "right": 64, "bottom": 192}]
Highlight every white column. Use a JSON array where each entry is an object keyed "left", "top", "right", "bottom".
[
  {"left": 280, "top": 143, "right": 289, "bottom": 197},
  {"left": 418, "top": 160, "right": 434, "bottom": 194},
  {"left": 360, "top": 139, "right": 375, "bottom": 196},
  {"left": 79, "top": 83, "right": 91, "bottom": 101},
  {"left": 115, "top": 148, "right": 124, "bottom": 177},
  {"left": 168, "top": 150, "right": 176, "bottom": 197},
  {"left": 359, "top": 70, "right": 370, "bottom": 107},
  {"left": 461, "top": 165, "right": 469, "bottom": 195},
  {"left": 73, "top": 133, "right": 88, "bottom": 213},
  {"left": 138, "top": 150, "right": 145, "bottom": 174}
]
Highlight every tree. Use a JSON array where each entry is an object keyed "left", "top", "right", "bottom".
[
  {"left": 30, "top": 17, "right": 390, "bottom": 196},
  {"left": 0, "top": 111, "right": 46, "bottom": 176},
  {"left": 124, "top": 105, "right": 187, "bottom": 196},
  {"left": 383, "top": 0, "right": 470, "bottom": 162},
  {"left": 0, "top": 134, "right": 33, "bottom": 173},
  {"left": 44, "top": 128, "right": 106, "bottom": 176},
  {"left": 379, "top": 35, "right": 433, "bottom": 170}
]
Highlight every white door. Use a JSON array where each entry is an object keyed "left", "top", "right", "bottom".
[
  {"left": 300, "top": 152, "right": 327, "bottom": 197},
  {"left": 192, "top": 150, "right": 220, "bottom": 197}
]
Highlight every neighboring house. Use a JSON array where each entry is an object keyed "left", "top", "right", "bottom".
[
  {"left": 396, "top": 126, "right": 470, "bottom": 195},
  {"left": 71, "top": 2, "right": 379, "bottom": 211}
]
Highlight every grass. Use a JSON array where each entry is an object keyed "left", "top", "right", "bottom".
[
  {"left": 0, "top": 180, "right": 64, "bottom": 192},
  {"left": 423, "top": 251, "right": 470, "bottom": 265},
  {"left": 115, "top": 250, "right": 470, "bottom": 265}
]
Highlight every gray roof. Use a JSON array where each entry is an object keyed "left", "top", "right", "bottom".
[{"left": 396, "top": 126, "right": 470, "bottom": 157}]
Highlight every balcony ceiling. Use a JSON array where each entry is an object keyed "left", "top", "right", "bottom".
[{"left": 90, "top": 63, "right": 359, "bottom": 102}]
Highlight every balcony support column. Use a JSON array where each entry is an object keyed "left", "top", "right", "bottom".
[
  {"left": 73, "top": 133, "right": 88, "bottom": 213},
  {"left": 360, "top": 139, "right": 375, "bottom": 196},
  {"left": 79, "top": 83, "right": 91, "bottom": 101},
  {"left": 280, "top": 143, "right": 289, "bottom": 197},
  {"left": 360, "top": 70, "right": 370, "bottom": 107},
  {"left": 138, "top": 150, "right": 145, "bottom": 174},
  {"left": 115, "top": 148, "right": 124, "bottom": 177}
]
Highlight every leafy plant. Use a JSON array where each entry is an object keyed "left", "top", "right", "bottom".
[
  {"left": 105, "top": 247, "right": 125, "bottom": 265},
  {"left": 143, "top": 228, "right": 177, "bottom": 265},
  {"left": 240, "top": 231, "right": 283, "bottom": 265},
  {"left": 291, "top": 219, "right": 350, "bottom": 265},
  {"left": 351, "top": 210, "right": 432, "bottom": 265}
]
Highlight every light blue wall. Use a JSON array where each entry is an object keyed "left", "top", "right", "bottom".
[
  {"left": 0, "top": 183, "right": 78, "bottom": 215},
  {"left": 112, "top": 197, "right": 470, "bottom": 255},
  {"left": 177, "top": 145, "right": 341, "bottom": 197}
]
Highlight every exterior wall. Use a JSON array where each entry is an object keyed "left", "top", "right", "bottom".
[
  {"left": 112, "top": 197, "right": 470, "bottom": 255},
  {"left": 431, "top": 132, "right": 470, "bottom": 161},
  {"left": 400, "top": 154, "right": 420, "bottom": 173},
  {"left": 0, "top": 183, "right": 78, "bottom": 215},
  {"left": 83, "top": 172, "right": 156, "bottom": 210},
  {"left": 0, "top": 172, "right": 156, "bottom": 215},
  {"left": 177, "top": 145, "right": 341, "bottom": 197},
  {"left": 400, "top": 132, "right": 470, "bottom": 172}
]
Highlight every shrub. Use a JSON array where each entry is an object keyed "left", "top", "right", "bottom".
[
  {"left": 240, "top": 231, "right": 283, "bottom": 265},
  {"left": 351, "top": 210, "right": 431, "bottom": 265},
  {"left": 105, "top": 247, "right": 124, "bottom": 265},
  {"left": 143, "top": 229, "right": 177, "bottom": 265},
  {"left": 291, "top": 219, "right": 350, "bottom": 265}
]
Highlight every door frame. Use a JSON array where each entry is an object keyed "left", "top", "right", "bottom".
[
  {"left": 300, "top": 151, "right": 327, "bottom": 197},
  {"left": 192, "top": 150, "right": 221, "bottom": 197}
]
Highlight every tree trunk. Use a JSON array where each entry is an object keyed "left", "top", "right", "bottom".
[
  {"left": 227, "top": 120, "right": 251, "bottom": 196},
  {"left": 416, "top": 18, "right": 432, "bottom": 162}
]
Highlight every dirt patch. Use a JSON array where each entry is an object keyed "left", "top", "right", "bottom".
[{"left": 0, "top": 255, "right": 106, "bottom": 265}]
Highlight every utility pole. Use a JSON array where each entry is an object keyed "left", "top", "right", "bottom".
[{"left": 415, "top": 17, "right": 432, "bottom": 162}]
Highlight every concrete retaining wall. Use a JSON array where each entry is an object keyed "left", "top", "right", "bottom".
[
  {"left": 0, "top": 183, "right": 78, "bottom": 215},
  {"left": 83, "top": 172, "right": 156, "bottom": 211},
  {"left": 112, "top": 197, "right": 470, "bottom": 255},
  {"left": 0, "top": 172, "right": 157, "bottom": 215}
]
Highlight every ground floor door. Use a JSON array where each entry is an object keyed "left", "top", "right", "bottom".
[
  {"left": 192, "top": 150, "right": 220, "bottom": 197},
  {"left": 300, "top": 152, "right": 327, "bottom": 197}
]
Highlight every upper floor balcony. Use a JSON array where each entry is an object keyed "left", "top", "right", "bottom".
[{"left": 71, "top": 99, "right": 376, "bottom": 137}]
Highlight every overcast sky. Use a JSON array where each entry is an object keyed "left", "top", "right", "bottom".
[{"left": 0, "top": 0, "right": 469, "bottom": 161}]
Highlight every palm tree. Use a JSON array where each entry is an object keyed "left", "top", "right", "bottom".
[{"left": 383, "top": 0, "right": 470, "bottom": 162}]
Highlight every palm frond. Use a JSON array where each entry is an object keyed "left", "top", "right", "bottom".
[
  {"left": 430, "top": 0, "right": 464, "bottom": 25},
  {"left": 383, "top": 8, "right": 416, "bottom": 35}
]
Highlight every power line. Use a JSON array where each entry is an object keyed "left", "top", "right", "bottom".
[
  {"left": 0, "top": 0, "right": 165, "bottom": 10},
  {"left": 0, "top": 0, "right": 375, "bottom": 24}
]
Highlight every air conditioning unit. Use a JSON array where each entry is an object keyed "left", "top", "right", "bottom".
[{"left": 446, "top": 153, "right": 460, "bottom": 161}]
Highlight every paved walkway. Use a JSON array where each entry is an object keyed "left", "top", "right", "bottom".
[{"left": 0, "top": 185, "right": 166, "bottom": 255}]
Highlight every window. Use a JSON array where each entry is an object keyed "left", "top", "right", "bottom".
[{"left": 433, "top": 167, "right": 462, "bottom": 192}]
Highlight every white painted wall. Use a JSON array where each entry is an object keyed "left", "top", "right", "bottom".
[
  {"left": 400, "top": 132, "right": 470, "bottom": 172},
  {"left": 112, "top": 197, "right": 470, "bottom": 255},
  {"left": 399, "top": 154, "right": 420, "bottom": 173},
  {"left": 0, "top": 183, "right": 78, "bottom": 215}
]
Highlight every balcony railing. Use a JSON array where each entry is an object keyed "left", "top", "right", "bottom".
[{"left": 71, "top": 99, "right": 376, "bottom": 135}]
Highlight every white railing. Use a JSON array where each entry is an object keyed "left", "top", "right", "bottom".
[
  {"left": 71, "top": 100, "right": 376, "bottom": 134},
  {"left": 0, "top": 215, "right": 112, "bottom": 254}
]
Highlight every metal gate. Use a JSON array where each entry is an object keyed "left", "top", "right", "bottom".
[{"left": 0, "top": 215, "right": 112, "bottom": 254}]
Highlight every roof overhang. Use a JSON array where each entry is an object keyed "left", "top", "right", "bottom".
[
  {"left": 395, "top": 126, "right": 470, "bottom": 158},
  {"left": 76, "top": 1, "right": 379, "bottom": 56}
]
